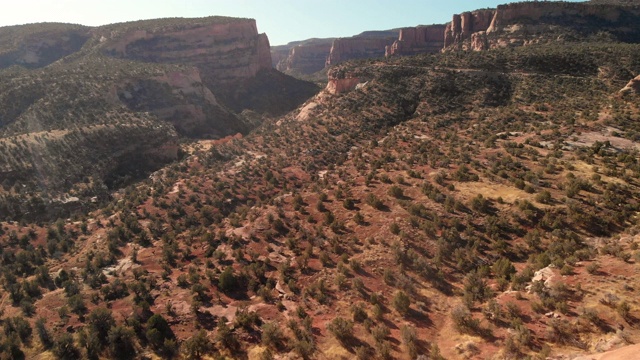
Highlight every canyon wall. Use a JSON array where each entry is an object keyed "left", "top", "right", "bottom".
[
  {"left": 116, "top": 67, "right": 244, "bottom": 138},
  {"left": 100, "top": 18, "right": 273, "bottom": 85},
  {"left": 100, "top": 17, "right": 317, "bottom": 117},
  {"left": 273, "top": 31, "right": 398, "bottom": 75},
  {"left": 444, "top": 2, "right": 640, "bottom": 51},
  {"left": 326, "top": 37, "right": 395, "bottom": 66},
  {"left": 386, "top": 25, "right": 446, "bottom": 57},
  {"left": 275, "top": 40, "right": 333, "bottom": 74}
]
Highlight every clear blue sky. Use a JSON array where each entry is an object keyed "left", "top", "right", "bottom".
[{"left": 2, "top": 0, "right": 584, "bottom": 46}]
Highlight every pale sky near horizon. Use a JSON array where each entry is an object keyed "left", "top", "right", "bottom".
[{"left": 2, "top": 0, "right": 584, "bottom": 46}]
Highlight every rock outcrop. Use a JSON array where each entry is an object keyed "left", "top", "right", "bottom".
[
  {"left": 100, "top": 18, "right": 272, "bottom": 85},
  {"left": 386, "top": 25, "right": 446, "bottom": 57},
  {"left": 326, "top": 37, "right": 395, "bottom": 66},
  {"left": 620, "top": 75, "right": 640, "bottom": 94},
  {"left": 444, "top": 2, "right": 640, "bottom": 51},
  {"left": 325, "top": 68, "right": 361, "bottom": 94},
  {"left": 444, "top": 10, "right": 495, "bottom": 50}
]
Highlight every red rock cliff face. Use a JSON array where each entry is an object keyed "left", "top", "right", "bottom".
[
  {"left": 444, "top": 10, "right": 495, "bottom": 50},
  {"left": 325, "top": 68, "right": 361, "bottom": 94},
  {"left": 270, "top": 46, "right": 290, "bottom": 68},
  {"left": 444, "top": 2, "right": 640, "bottom": 51},
  {"left": 276, "top": 42, "right": 333, "bottom": 74},
  {"left": 101, "top": 18, "right": 272, "bottom": 85},
  {"left": 326, "top": 37, "right": 395, "bottom": 67},
  {"left": 386, "top": 25, "right": 446, "bottom": 57}
]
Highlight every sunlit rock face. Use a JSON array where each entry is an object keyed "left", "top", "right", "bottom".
[
  {"left": 386, "top": 25, "right": 446, "bottom": 57},
  {"left": 444, "top": 2, "right": 640, "bottom": 51},
  {"left": 100, "top": 18, "right": 272, "bottom": 85}
]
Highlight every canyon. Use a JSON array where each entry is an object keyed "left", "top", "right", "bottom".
[
  {"left": 100, "top": 18, "right": 272, "bottom": 86},
  {"left": 274, "top": 1, "right": 640, "bottom": 74},
  {"left": 385, "top": 24, "right": 446, "bottom": 57},
  {"left": 0, "top": 17, "right": 317, "bottom": 220},
  {"left": 273, "top": 30, "right": 397, "bottom": 76}
]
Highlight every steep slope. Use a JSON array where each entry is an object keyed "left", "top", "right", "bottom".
[
  {"left": 95, "top": 17, "right": 271, "bottom": 84},
  {"left": 277, "top": 1, "right": 640, "bottom": 69},
  {"left": 0, "top": 58, "right": 190, "bottom": 221},
  {"left": 95, "top": 17, "right": 318, "bottom": 115},
  {"left": 325, "top": 36, "right": 396, "bottom": 67}
]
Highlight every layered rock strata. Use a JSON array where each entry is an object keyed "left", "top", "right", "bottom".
[
  {"left": 386, "top": 25, "right": 446, "bottom": 56},
  {"left": 101, "top": 18, "right": 272, "bottom": 85},
  {"left": 275, "top": 41, "right": 333, "bottom": 74},
  {"left": 326, "top": 37, "right": 395, "bottom": 66},
  {"left": 273, "top": 31, "right": 398, "bottom": 75},
  {"left": 325, "top": 68, "right": 361, "bottom": 94}
]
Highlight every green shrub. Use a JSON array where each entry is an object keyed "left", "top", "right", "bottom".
[
  {"left": 327, "top": 317, "right": 353, "bottom": 343},
  {"left": 393, "top": 291, "right": 411, "bottom": 315}
]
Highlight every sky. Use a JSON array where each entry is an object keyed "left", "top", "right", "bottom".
[{"left": 2, "top": 0, "right": 584, "bottom": 46}]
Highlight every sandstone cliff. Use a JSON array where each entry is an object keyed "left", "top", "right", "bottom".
[
  {"left": 386, "top": 25, "right": 446, "bottom": 57},
  {"left": 274, "top": 39, "right": 333, "bottom": 75},
  {"left": 99, "top": 18, "right": 272, "bottom": 85},
  {"left": 326, "top": 37, "right": 396, "bottom": 67},
  {"left": 444, "top": 2, "right": 640, "bottom": 51},
  {"left": 99, "top": 17, "right": 317, "bottom": 117}
]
